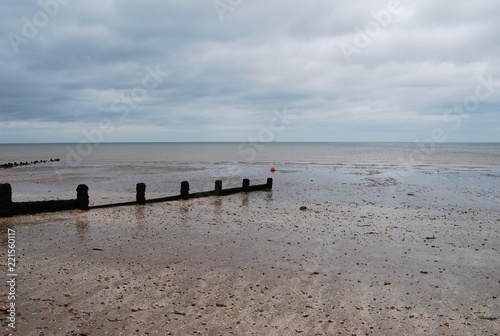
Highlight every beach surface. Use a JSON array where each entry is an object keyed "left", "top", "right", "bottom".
[{"left": 1, "top": 166, "right": 499, "bottom": 335}]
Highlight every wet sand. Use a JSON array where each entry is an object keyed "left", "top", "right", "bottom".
[{"left": 1, "top": 167, "right": 499, "bottom": 335}]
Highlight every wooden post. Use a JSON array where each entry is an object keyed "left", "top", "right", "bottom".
[
  {"left": 0, "top": 183, "right": 13, "bottom": 217},
  {"left": 266, "top": 178, "right": 273, "bottom": 189},
  {"left": 136, "top": 183, "right": 146, "bottom": 205},
  {"left": 215, "top": 180, "right": 223, "bottom": 196},
  {"left": 242, "top": 179, "right": 250, "bottom": 191},
  {"left": 180, "top": 181, "right": 190, "bottom": 200},
  {"left": 76, "top": 184, "right": 89, "bottom": 210}
]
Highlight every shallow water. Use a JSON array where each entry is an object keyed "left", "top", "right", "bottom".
[
  {"left": 0, "top": 142, "right": 499, "bottom": 207},
  {"left": 1, "top": 142, "right": 499, "bottom": 166}
]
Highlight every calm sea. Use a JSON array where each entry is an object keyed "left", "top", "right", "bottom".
[{"left": 1, "top": 142, "right": 500, "bottom": 169}]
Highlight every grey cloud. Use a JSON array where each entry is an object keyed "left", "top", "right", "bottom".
[{"left": 0, "top": 0, "right": 499, "bottom": 142}]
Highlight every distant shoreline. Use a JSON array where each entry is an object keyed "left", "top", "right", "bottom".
[{"left": 1, "top": 141, "right": 499, "bottom": 145}]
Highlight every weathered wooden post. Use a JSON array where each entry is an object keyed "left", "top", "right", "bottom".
[
  {"left": 76, "top": 184, "right": 89, "bottom": 210},
  {"left": 180, "top": 181, "right": 190, "bottom": 200},
  {"left": 242, "top": 179, "right": 250, "bottom": 191},
  {"left": 266, "top": 178, "right": 273, "bottom": 189},
  {"left": 0, "top": 183, "right": 13, "bottom": 217},
  {"left": 215, "top": 180, "right": 223, "bottom": 196},
  {"left": 136, "top": 183, "right": 146, "bottom": 205}
]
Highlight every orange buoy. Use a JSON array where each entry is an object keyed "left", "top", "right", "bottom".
[{"left": 270, "top": 166, "right": 276, "bottom": 173}]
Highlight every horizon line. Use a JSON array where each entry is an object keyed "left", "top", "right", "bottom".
[{"left": 1, "top": 141, "right": 499, "bottom": 145}]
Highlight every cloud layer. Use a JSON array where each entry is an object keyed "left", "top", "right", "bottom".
[{"left": 1, "top": 0, "right": 499, "bottom": 142}]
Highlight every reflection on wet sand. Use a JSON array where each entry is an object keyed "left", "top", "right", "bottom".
[
  {"left": 75, "top": 216, "right": 89, "bottom": 239},
  {"left": 241, "top": 192, "right": 249, "bottom": 207},
  {"left": 180, "top": 203, "right": 190, "bottom": 226},
  {"left": 0, "top": 222, "right": 11, "bottom": 248},
  {"left": 134, "top": 205, "right": 146, "bottom": 229},
  {"left": 213, "top": 198, "right": 222, "bottom": 216}
]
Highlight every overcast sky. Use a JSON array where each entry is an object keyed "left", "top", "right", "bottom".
[{"left": 1, "top": 0, "right": 499, "bottom": 143}]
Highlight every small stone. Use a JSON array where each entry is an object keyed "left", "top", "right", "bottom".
[{"left": 300, "top": 206, "right": 307, "bottom": 211}]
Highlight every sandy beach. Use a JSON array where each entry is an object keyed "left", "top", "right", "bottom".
[{"left": 1, "top": 166, "right": 499, "bottom": 335}]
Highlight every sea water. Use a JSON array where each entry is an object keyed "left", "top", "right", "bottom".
[
  {"left": 1, "top": 142, "right": 500, "bottom": 166},
  {"left": 0, "top": 142, "right": 499, "bottom": 205}
]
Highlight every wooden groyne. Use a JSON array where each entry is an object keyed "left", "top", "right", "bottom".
[
  {"left": 0, "top": 178, "right": 273, "bottom": 217},
  {"left": 1, "top": 158, "right": 60, "bottom": 169}
]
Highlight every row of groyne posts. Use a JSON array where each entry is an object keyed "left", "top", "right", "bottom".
[
  {"left": 0, "top": 178, "right": 273, "bottom": 217},
  {"left": 1, "top": 158, "right": 60, "bottom": 169}
]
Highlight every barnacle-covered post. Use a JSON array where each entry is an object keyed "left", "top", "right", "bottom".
[
  {"left": 0, "top": 183, "right": 13, "bottom": 217},
  {"left": 76, "top": 184, "right": 89, "bottom": 210},
  {"left": 180, "top": 181, "right": 190, "bottom": 200},
  {"left": 136, "top": 183, "right": 146, "bottom": 205}
]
